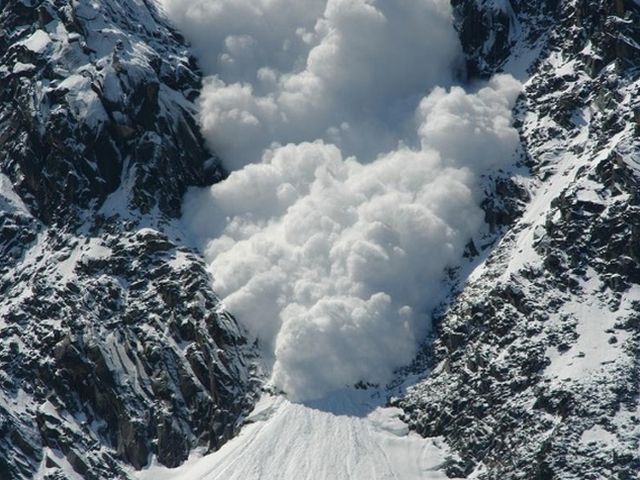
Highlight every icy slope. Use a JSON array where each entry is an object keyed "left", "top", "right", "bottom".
[{"left": 136, "top": 390, "right": 455, "bottom": 480}]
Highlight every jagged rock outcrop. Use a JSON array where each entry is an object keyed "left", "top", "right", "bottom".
[
  {"left": 0, "top": 0, "right": 224, "bottom": 224},
  {"left": 0, "top": 1, "right": 257, "bottom": 478},
  {"left": 398, "top": 1, "right": 640, "bottom": 479}
]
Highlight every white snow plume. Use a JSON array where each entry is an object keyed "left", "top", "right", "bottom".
[
  {"left": 181, "top": 72, "right": 522, "bottom": 400},
  {"left": 161, "top": 0, "right": 522, "bottom": 401},
  {"left": 160, "top": 0, "right": 462, "bottom": 169}
]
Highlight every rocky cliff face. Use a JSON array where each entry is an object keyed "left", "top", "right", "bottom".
[
  {"left": 398, "top": 1, "right": 640, "bottom": 478},
  {"left": 0, "top": 1, "right": 258, "bottom": 478}
]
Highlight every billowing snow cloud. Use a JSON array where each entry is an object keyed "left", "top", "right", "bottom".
[
  {"left": 162, "top": 0, "right": 523, "bottom": 400},
  {"left": 161, "top": 0, "right": 462, "bottom": 168}
]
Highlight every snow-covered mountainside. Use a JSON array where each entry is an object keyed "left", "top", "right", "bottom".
[
  {"left": 1, "top": 0, "right": 639, "bottom": 479},
  {"left": 399, "top": 0, "right": 640, "bottom": 478},
  {"left": 0, "top": 1, "right": 258, "bottom": 478}
]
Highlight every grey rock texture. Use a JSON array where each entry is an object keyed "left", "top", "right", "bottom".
[
  {"left": 0, "top": 1, "right": 258, "bottom": 478},
  {"left": 0, "top": 0, "right": 224, "bottom": 224},
  {"left": 398, "top": 1, "right": 640, "bottom": 479}
]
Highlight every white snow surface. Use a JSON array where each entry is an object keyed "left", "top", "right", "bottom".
[
  {"left": 135, "top": 390, "right": 456, "bottom": 480},
  {"left": 543, "top": 274, "right": 634, "bottom": 382},
  {"left": 0, "top": 173, "right": 29, "bottom": 213},
  {"left": 19, "top": 29, "right": 52, "bottom": 53},
  {"left": 12, "top": 62, "right": 36, "bottom": 74}
]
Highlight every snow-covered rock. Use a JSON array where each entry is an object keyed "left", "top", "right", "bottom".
[
  {"left": 0, "top": 1, "right": 259, "bottom": 478},
  {"left": 398, "top": 1, "right": 640, "bottom": 478}
]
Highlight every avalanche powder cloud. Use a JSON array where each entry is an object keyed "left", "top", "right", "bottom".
[
  {"left": 161, "top": 0, "right": 523, "bottom": 400},
  {"left": 161, "top": 0, "right": 462, "bottom": 168}
]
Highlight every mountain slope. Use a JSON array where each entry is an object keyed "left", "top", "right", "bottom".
[
  {"left": 399, "top": 1, "right": 640, "bottom": 478},
  {"left": 134, "top": 390, "right": 455, "bottom": 480},
  {"left": 0, "top": 1, "right": 258, "bottom": 478},
  {"left": 1, "top": 0, "right": 638, "bottom": 479}
]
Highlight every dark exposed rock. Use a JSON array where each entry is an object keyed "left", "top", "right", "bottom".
[
  {"left": 0, "top": 0, "right": 224, "bottom": 225},
  {"left": 0, "top": 1, "right": 258, "bottom": 479},
  {"left": 398, "top": 1, "right": 640, "bottom": 479}
]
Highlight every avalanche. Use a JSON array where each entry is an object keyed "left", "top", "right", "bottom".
[{"left": 166, "top": 0, "right": 522, "bottom": 401}]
